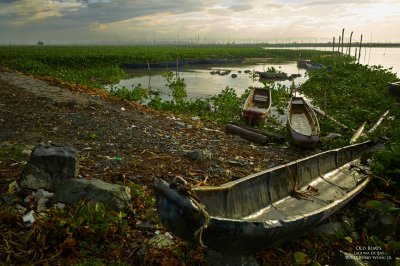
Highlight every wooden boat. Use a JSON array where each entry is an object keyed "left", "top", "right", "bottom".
[
  {"left": 242, "top": 88, "right": 272, "bottom": 126},
  {"left": 306, "top": 62, "right": 332, "bottom": 70},
  {"left": 388, "top": 81, "right": 400, "bottom": 98},
  {"left": 287, "top": 97, "right": 320, "bottom": 148},
  {"left": 153, "top": 140, "right": 380, "bottom": 254},
  {"left": 297, "top": 59, "right": 310, "bottom": 68}
]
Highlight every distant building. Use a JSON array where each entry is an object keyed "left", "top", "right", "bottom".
[{"left": 37, "top": 40, "right": 44, "bottom": 46}]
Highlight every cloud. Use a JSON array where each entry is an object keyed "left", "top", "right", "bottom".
[{"left": 0, "top": 0, "right": 400, "bottom": 44}]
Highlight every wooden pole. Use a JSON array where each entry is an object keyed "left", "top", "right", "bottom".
[
  {"left": 341, "top": 28, "right": 345, "bottom": 54},
  {"left": 231, "top": 122, "right": 285, "bottom": 143},
  {"left": 348, "top": 31, "right": 353, "bottom": 56},
  {"left": 358, "top": 34, "right": 363, "bottom": 63},
  {"left": 332, "top": 36, "right": 335, "bottom": 53},
  {"left": 147, "top": 60, "right": 151, "bottom": 90},
  {"left": 338, "top": 36, "right": 341, "bottom": 65},
  {"left": 225, "top": 124, "right": 268, "bottom": 144}
]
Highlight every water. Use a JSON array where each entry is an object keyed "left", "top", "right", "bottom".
[{"left": 112, "top": 62, "right": 307, "bottom": 101}]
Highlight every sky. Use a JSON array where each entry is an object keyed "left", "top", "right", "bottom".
[{"left": 1, "top": 0, "right": 400, "bottom": 45}]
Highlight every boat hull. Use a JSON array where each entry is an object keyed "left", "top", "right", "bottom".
[
  {"left": 242, "top": 88, "right": 271, "bottom": 126},
  {"left": 388, "top": 81, "right": 400, "bottom": 99},
  {"left": 154, "top": 141, "right": 379, "bottom": 254},
  {"left": 287, "top": 97, "right": 320, "bottom": 148}
]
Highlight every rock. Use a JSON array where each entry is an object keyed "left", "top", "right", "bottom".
[
  {"left": 204, "top": 250, "right": 259, "bottom": 266},
  {"left": 19, "top": 143, "right": 79, "bottom": 190},
  {"left": 365, "top": 211, "right": 397, "bottom": 239},
  {"left": 175, "top": 121, "right": 186, "bottom": 128},
  {"left": 231, "top": 74, "right": 238, "bottom": 78},
  {"left": 244, "top": 70, "right": 251, "bottom": 73},
  {"left": 333, "top": 250, "right": 371, "bottom": 266},
  {"left": 185, "top": 149, "right": 212, "bottom": 160},
  {"left": 137, "top": 234, "right": 175, "bottom": 260},
  {"left": 53, "top": 178, "right": 131, "bottom": 211},
  {"left": 313, "top": 222, "right": 344, "bottom": 238},
  {"left": 136, "top": 220, "right": 156, "bottom": 230},
  {"left": 325, "top": 133, "right": 343, "bottom": 139}
]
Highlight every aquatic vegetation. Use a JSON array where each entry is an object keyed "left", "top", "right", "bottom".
[{"left": 0, "top": 45, "right": 332, "bottom": 88}]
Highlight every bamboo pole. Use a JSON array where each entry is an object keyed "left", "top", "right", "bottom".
[
  {"left": 348, "top": 31, "right": 353, "bottom": 56},
  {"left": 147, "top": 60, "right": 151, "bottom": 90},
  {"left": 324, "top": 88, "right": 327, "bottom": 117},
  {"left": 338, "top": 36, "right": 341, "bottom": 65},
  {"left": 350, "top": 121, "right": 366, "bottom": 144},
  {"left": 332, "top": 36, "right": 335, "bottom": 53},
  {"left": 358, "top": 34, "right": 363, "bottom": 63},
  {"left": 341, "top": 28, "right": 345, "bottom": 54}
]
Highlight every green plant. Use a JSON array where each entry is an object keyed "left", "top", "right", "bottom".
[
  {"left": 0, "top": 145, "right": 29, "bottom": 161},
  {"left": 162, "top": 71, "right": 187, "bottom": 101}
]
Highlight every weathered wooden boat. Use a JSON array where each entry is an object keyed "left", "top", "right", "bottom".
[
  {"left": 306, "top": 62, "right": 332, "bottom": 70},
  {"left": 297, "top": 59, "right": 310, "bottom": 68},
  {"left": 388, "top": 81, "right": 400, "bottom": 98},
  {"left": 242, "top": 88, "right": 272, "bottom": 126},
  {"left": 153, "top": 140, "right": 380, "bottom": 254},
  {"left": 287, "top": 97, "right": 320, "bottom": 148}
]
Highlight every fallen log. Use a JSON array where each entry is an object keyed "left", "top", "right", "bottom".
[
  {"left": 232, "top": 122, "right": 285, "bottom": 143},
  {"left": 225, "top": 124, "right": 267, "bottom": 144},
  {"left": 312, "top": 107, "right": 351, "bottom": 131},
  {"left": 350, "top": 121, "right": 366, "bottom": 144},
  {"left": 367, "top": 110, "right": 389, "bottom": 134}
]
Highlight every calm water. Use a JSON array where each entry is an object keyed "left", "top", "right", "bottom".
[
  {"left": 112, "top": 47, "right": 400, "bottom": 101},
  {"left": 112, "top": 62, "right": 307, "bottom": 101}
]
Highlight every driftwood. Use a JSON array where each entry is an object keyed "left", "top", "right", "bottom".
[
  {"left": 367, "top": 110, "right": 389, "bottom": 134},
  {"left": 350, "top": 121, "right": 366, "bottom": 144},
  {"left": 312, "top": 107, "right": 350, "bottom": 131},
  {"left": 225, "top": 124, "right": 267, "bottom": 144},
  {"left": 232, "top": 122, "right": 285, "bottom": 143}
]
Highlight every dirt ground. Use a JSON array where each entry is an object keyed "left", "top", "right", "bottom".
[{"left": 0, "top": 69, "right": 313, "bottom": 189}]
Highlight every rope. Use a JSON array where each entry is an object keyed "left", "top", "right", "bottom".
[
  {"left": 286, "top": 163, "right": 319, "bottom": 200},
  {"left": 170, "top": 177, "right": 210, "bottom": 248}
]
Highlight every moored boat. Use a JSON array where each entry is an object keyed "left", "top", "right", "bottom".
[
  {"left": 153, "top": 140, "right": 380, "bottom": 254},
  {"left": 242, "top": 88, "right": 272, "bottom": 126},
  {"left": 287, "top": 97, "right": 320, "bottom": 148},
  {"left": 306, "top": 62, "right": 332, "bottom": 70},
  {"left": 297, "top": 59, "right": 310, "bottom": 68}
]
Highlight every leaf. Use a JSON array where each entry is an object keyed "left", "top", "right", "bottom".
[
  {"left": 294, "top": 251, "right": 311, "bottom": 265},
  {"left": 365, "top": 200, "right": 383, "bottom": 210},
  {"left": 95, "top": 202, "right": 106, "bottom": 214}
]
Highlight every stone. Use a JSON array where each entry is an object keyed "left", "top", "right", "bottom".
[
  {"left": 53, "top": 178, "right": 131, "bottom": 211},
  {"left": 365, "top": 211, "right": 397, "bottom": 239},
  {"left": 186, "top": 149, "right": 212, "bottom": 160},
  {"left": 312, "top": 222, "right": 345, "bottom": 238},
  {"left": 231, "top": 74, "right": 238, "bottom": 78},
  {"left": 137, "top": 234, "right": 175, "bottom": 260},
  {"left": 19, "top": 143, "right": 79, "bottom": 190}
]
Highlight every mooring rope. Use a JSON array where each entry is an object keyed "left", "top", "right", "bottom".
[
  {"left": 170, "top": 176, "right": 210, "bottom": 248},
  {"left": 286, "top": 163, "right": 319, "bottom": 200}
]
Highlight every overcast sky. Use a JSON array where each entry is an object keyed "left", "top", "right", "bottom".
[{"left": 1, "top": 0, "right": 400, "bottom": 45}]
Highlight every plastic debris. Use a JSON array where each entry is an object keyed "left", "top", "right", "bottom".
[
  {"left": 191, "top": 117, "right": 199, "bottom": 121},
  {"left": 121, "top": 107, "right": 126, "bottom": 111},
  {"left": 165, "top": 232, "right": 173, "bottom": 239},
  {"left": 54, "top": 203, "right": 65, "bottom": 209},
  {"left": 23, "top": 210, "right": 35, "bottom": 226}
]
